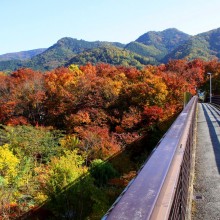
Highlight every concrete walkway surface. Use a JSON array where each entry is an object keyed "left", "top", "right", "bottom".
[{"left": 192, "top": 103, "right": 220, "bottom": 220}]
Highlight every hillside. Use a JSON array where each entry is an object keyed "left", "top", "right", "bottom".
[
  {"left": 124, "top": 41, "right": 161, "bottom": 60},
  {"left": 162, "top": 36, "right": 215, "bottom": 62},
  {"left": 0, "top": 48, "right": 46, "bottom": 61},
  {"left": 0, "top": 60, "right": 24, "bottom": 72},
  {"left": 64, "top": 45, "right": 158, "bottom": 68},
  {"left": 1, "top": 28, "right": 220, "bottom": 72},
  {"left": 163, "top": 28, "right": 220, "bottom": 61},
  {"left": 129, "top": 28, "right": 191, "bottom": 61},
  {"left": 30, "top": 38, "right": 125, "bottom": 70},
  {"left": 22, "top": 38, "right": 124, "bottom": 70},
  {"left": 0, "top": 38, "right": 125, "bottom": 71},
  {"left": 197, "top": 28, "right": 220, "bottom": 58}
]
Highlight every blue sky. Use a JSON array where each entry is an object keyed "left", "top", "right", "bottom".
[{"left": 1, "top": 0, "right": 220, "bottom": 54}]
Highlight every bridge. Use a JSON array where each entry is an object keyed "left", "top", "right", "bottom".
[{"left": 102, "top": 96, "right": 220, "bottom": 220}]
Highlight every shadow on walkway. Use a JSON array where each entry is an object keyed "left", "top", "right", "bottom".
[{"left": 201, "top": 103, "right": 220, "bottom": 173}]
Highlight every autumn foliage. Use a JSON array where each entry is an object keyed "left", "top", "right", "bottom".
[
  {"left": 0, "top": 61, "right": 207, "bottom": 129},
  {"left": 0, "top": 59, "right": 217, "bottom": 218}
]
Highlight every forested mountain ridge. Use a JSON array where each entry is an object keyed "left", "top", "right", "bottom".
[
  {"left": 135, "top": 28, "right": 191, "bottom": 52},
  {"left": 124, "top": 41, "right": 161, "bottom": 61},
  {"left": 64, "top": 45, "right": 158, "bottom": 68},
  {"left": 0, "top": 38, "right": 125, "bottom": 71},
  {"left": 0, "top": 48, "right": 46, "bottom": 61},
  {"left": 162, "top": 36, "right": 213, "bottom": 62},
  {"left": 1, "top": 28, "right": 220, "bottom": 72},
  {"left": 127, "top": 28, "right": 191, "bottom": 61},
  {"left": 28, "top": 38, "right": 125, "bottom": 70},
  {"left": 198, "top": 28, "right": 220, "bottom": 53},
  {"left": 163, "top": 28, "right": 220, "bottom": 62}
]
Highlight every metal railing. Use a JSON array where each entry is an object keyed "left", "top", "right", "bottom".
[
  {"left": 102, "top": 96, "right": 198, "bottom": 220},
  {"left": 212, "top": 95, "right": 220, "bottom": 105}
]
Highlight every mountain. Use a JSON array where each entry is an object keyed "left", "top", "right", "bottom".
[
  {"left": 1, "top": 28, "right": 220, "bottom": 72},
  {"left": 163, "top": 28, "right": 220, "bottom": 62},
  {"left": 162, "top": 36, "right": 214, "bottom": 62},
  {"left": 0, "top": 60, "right": 24, "bottom": 72},
  {"left": 126, "top": 28, "right": 191, "bottom": 61},
  {"left": 27, "top": 38, "right": 125, "bottom": 70},
  {"left": 64, "top": 45, "right": 157, "bottom": 69},
  {"left": 198, "top": 28, "right": 220, "bottom": 55},
  {"left": 125, "top": 41, "right": 161, "bottom": 60},
  {"left": 0, "top": 48, "right": 46, "bottom": 61},
  {"left": 0, "top": 38, "right": 125, "bottom": 71}
]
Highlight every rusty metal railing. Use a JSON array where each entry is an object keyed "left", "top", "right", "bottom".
[{"left": 102, "top": 96, "right": 198, "bottom": 220}]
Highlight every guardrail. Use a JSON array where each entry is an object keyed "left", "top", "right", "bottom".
[
  {"left": 102, "top": 96, "right": 198, "bottom": 220},
  {"left": 212, "top": 95, "right": 220, "bottom": 105}
]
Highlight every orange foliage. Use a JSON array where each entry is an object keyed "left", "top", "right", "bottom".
[
  {"left": 0, "top": 59, "right": 213, "bottom": 158},
  {"left": 6, "top": 116, "right": 29, "bottom": 126},
  {"left": 142, "top": 105, "right": 164, "bottom": 126},
  {"left": 75, "top": 126, "right": 121, "bottom": 161}
]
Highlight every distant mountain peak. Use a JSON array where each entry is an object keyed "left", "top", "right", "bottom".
[
  {"left": 161, "top": 28, "right": 184, "bottom": 33},
  {"left": 132, "top": 28, "right": 191, "bottom": 60},
  {"left": 55, "top": 37, "right": 81, "bottom": 47},
  {"left": 0, "top": 48, "right": 47, "bottom": 62}
]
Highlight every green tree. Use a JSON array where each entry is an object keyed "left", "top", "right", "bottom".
[{"left": 90, "top": 159, "right": 119, "bottom": 187}]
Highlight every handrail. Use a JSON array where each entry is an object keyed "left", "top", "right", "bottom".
[
  {"left": 102, "top": 96, "right": 198, "bottom": 220},
  {"left": 211, "top": 95, "right": 220, "bottom": 105}
]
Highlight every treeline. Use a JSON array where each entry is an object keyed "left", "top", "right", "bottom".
[
  {"left": 64, "top": 46, "right": 156, "bottom": 69},
  {"left": 0, "top": 59, "right": 219, "bottom": 218}
]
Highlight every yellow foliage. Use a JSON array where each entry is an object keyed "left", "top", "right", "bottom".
[
  {"left": 141, "top": 69, "right": 168, "bottom": 106},
  {"left": 45, "top": 150, "right": 86, "bottom": 194},
  {"left": 60, "top": 135, "right": 80, "bottom": 150},
  {"left": 108, "top": 80, "right": 123, "bottom": 97},
  {"left": 0, "top": 71, "right": 7, "bottom": 76},
  {"left": 35, "top": 191, "right": 48, "bottom": 203},
  {"left": 113, "top": 72, "right": 127, "bottom": 81},
  {"left": 0, "top": 144, "right": 20, "bottom": 184}
]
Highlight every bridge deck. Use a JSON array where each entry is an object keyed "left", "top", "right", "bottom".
[{"left": 193, "top": 103, "right": 220, "bottom": 219}]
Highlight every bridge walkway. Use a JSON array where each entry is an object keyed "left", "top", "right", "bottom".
[
  {"left": 193, "top": 103, "right": 220, "bottom": 220},
  {"left": 102, "top": 99, "right": 220, "bottom": 220}
]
